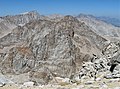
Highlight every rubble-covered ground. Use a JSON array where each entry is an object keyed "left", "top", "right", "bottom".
[
  {"left": 0, "top": 45, "right": 120, "bottom": 89},
  {"left": 0, "top": 71, "right": 120, "bottom": 89}
]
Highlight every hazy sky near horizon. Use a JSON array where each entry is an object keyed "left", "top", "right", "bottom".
[{"left": 0, "top": 0, "right": 120, "bottom": 18}]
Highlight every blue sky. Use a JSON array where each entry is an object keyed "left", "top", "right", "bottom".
[{"left": 0, "top": 0, "right": 120, "bottom": 18}]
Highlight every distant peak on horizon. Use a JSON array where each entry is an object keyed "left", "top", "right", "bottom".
[
  {"left": 1, "top": 11, "right": 120, "bottom": 21},
  {"left": 77, "top": 13, "right": 97, "bottom": 18},
  {"left": 20, "top": 10, "right": 39, "bottom": 15}
]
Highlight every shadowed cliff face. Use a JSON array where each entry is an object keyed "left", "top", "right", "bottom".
[{"left": 0, "top": 15, "right": 108, "bottom": 77}]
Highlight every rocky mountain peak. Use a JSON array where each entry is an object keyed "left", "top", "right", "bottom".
[
  {"left": 77, "top": 13, "right": 96, "bottom": 19},
  {"left": 57, "top": 15, "right": 82, "bottom": 30},
  {"left": 0, "top": 12, "right": 120, "bottom": 87},
  {"left": 62, "top": 15, "right": 78, "bottom": 22},
  {"left": 20, "top": 10, "right": 39, "bottom": 15},
  {"left": 77, "top": 13, "right": 120, "bottom": 37},
  {"left": 1, "top": 11, "right": 42, "bottom": 26}
]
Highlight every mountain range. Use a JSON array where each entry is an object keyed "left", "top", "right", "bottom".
[
  {"left": 0, "top": 11, "right": 120, "bottom": 84},
  {"left": 97, "top": 16, "right": 120, "bottom": 27}
]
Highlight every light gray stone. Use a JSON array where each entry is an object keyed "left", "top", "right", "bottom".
[
  {"left": 84, "top": 81, "right": 94, "bottom": 85},
  {"left": 0, "top": 82, "right": 5, "bottom": 87},
  {"left": 114, "top": 87, "right": 120, "bottom": 89},
  {"left": 23, "top": 81, "right": 34, "bottom": 87}
]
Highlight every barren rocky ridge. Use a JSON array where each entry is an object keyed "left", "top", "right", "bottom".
[{"left": 0, "top": 11, "right": 120, "bottom": 89}]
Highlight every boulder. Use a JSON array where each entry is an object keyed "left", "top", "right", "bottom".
[
  {"left": 0, "top": 82, "right": 5, "bottom": 87},
  {"left": 0, "top": 75, "right": 13, "bottom": 87},
  {"left": 29, "top": 70, "right": 52, "bottom": 85},
  {"left": 84, "top": 80, "right": 94, "bottom": 85},
  {"left": 23, "top": 81, "right": 34, "bottom": 87}
]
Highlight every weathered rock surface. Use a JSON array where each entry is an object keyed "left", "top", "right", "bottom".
[
  {"left": 23, "top": 81, "right": 34, "bottom": 87},
  {"left": 0, "top": 18, "right": 16, "bottom": 38},
  {"left": 0, "top": 15, "right": 107, "bottom": 77},
  {"left": 0, "top": 11, "right": 120, "bottom": 86},
  {"left": 0, "top": 74, "right": 14, "bottom": 87},
  {"left": 77, "top": 14, "right": 120, "bottom": 37},
  {"left": 102, "top": 41, "right": 120, "bottom": 73},
  {"left": 1, "top": 11, "right": 43, "bottom": 26}
]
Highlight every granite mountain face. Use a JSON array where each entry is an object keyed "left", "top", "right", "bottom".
[{"left": 0, "top": 11, "right": 120, "bottom": 84}]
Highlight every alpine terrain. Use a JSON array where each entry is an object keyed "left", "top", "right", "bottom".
[{"left": 0, "top": 11, "right": 120, "bottom": 89}]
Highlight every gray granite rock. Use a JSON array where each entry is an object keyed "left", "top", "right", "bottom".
[{"left": 0, "top": 11, "right": 120, "bottom": 85}]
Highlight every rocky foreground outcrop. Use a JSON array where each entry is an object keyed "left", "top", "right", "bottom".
[{"left": 0, "top": 11, "right": 120, "bottom": 88}]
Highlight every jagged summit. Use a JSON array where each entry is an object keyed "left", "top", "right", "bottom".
[
  {"left": 77, "top": 13, "right": 96, "bottom": 18},
  {"left": 63, "top": 15, "right": 75, "bottom": 20},
  {"left": 2, "top": 10, "right": 40, "bottom": 17},
  {"left": 0, "top": 11, "right": 120, "bottom": 86},
  {"left": 1, "top": 11, "right": 42, "bottom": 26},
  {"left": 20, "top": 10, "right": 39, "bottom": 15},
  {"left": 60, "top": 15, "right": 80, "bottom": 23}
]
